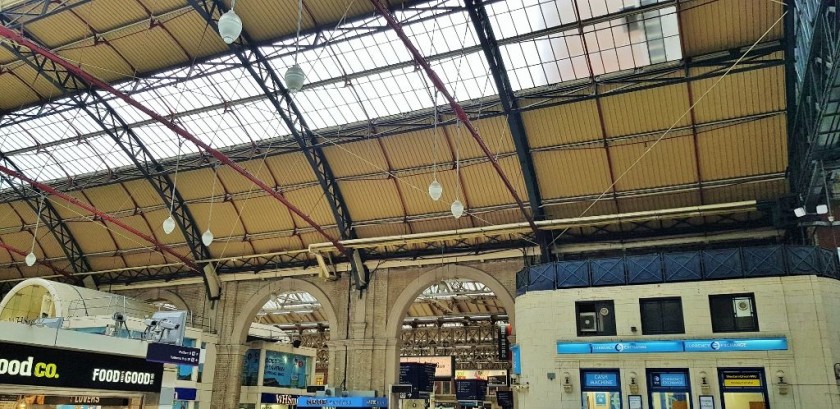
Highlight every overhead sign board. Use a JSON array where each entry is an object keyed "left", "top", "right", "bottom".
[
  {"left": 399, "top": 356, "right": 454, "bottom": 379},
  {"left": 297, "top": 397, "right": 388, "bottom": 408},
  {"left": 146, "top": 342, "right": 201, "bottom": 366},
  {"left": 0, "top": 341, "right": 163, "bottom": 393}
]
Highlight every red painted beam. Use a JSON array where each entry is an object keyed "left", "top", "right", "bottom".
[
  {"left": 0, "top": 241, "right": 72, "bottom": 278},
  {"left": 0, "top": 26, "right": 348, "bottom": 255},
  {"left": 0, "top": 163, "right": 200, "bottom": 272},
  {"left": 368, "top": 0, "right": 539, "bottom": 235}
]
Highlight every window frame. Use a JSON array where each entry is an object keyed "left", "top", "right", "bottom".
[
  {"left": 708, "top": 293, "right": 759, "bottom": 333},
  {"left": 639, "top": 296, "right": 685, "bottom": 335},
  {"left": 575, "top": 300, "right": 617, "bottom": 337}
]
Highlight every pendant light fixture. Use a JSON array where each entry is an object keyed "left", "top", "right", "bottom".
[
  {"left": 218, "top": 0, "right": 242, "bottom": 44},
  {"left": 285, "top": 0, "right": 305, "bottom": 92},
  {"left": 451, "top": 121, "right": 464, "bottom": 219},
  {"left": 428, "top": 92, "right": 443, "bottom": 201},
  {"left": 26, "top": 195, "right": 44, "bottom": 267},
  {"left": 203, "top": 165, "right": 220, "bottom": 247},
  {"left": 162, "top": 215, "right": 176, "bottom": 234}
]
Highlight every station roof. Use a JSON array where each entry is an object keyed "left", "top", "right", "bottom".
[{"left": 0, "top": 0, "right": 789, "bottom": 286}]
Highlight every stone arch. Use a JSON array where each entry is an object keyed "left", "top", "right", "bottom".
[
  {"left": 135, "top": 288, "right": 191, "bottom": 313},
  {"left": 384, "top": 264, "right": 516, "bottom": 384},
  {"left": 230, "top": 278, "right": 339, "bottom": 346}
]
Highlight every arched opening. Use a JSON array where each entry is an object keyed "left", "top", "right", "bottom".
[
  {"left": 385, "top": 265, "right": 516, "bottom": 400},
  {"left": 227, "top": 278, "right": 339, "bottom": 407}
]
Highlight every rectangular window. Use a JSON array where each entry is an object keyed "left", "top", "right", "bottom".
[
  {"left": 640, "top": 297, "right": 685, "bottom": 335},
  {"left": 576, "top": 301, "right": 616, "bottom": 336},
  {"left": 709, "top": 294, "right": 759, "bottom": 333}
]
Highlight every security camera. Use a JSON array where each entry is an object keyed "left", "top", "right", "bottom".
[
  {"left": 113, "top": 312, "right": 125, "bottom": 323},
  {"left": 158, "top": 319, "right": 180, "bottom": 331}
]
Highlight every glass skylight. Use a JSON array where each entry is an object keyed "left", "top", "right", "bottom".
[{"left": 0, "top": 0, "right": 683, "bottom": 188}]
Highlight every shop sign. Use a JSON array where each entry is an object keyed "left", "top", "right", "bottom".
[
  {"left": 43, "top": 396, "right": 130, "bottom": 405},
  {"left": 557, "top": 337, "right": 787, "bottom": 354},
  {"left": 261, "top": 393, "right": 298, "bottom": 405},
  {"left": 683, "top": 338, "right": 787, "bottom": 352},
  {"left": 0, "top": 341, "right": 162, "bottom": 393},
  {"left": 651, "top": 373, "right": 687, "bottom": 388},
  {"left": 297, "top": 397, "right": 388, "bottom": 408},
  {"left": 583, "top": 372, "right": 618, "bottom": 388},
  {"left": 511, "top": 345, "right": 521, "bottom": 375},
  {"left": 146, "top": 342, "right": 200, "bottom": 366},
  {"left": 722, "top": 372, "right": 762, "bottom": 388}
]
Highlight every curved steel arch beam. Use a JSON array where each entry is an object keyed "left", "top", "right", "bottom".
[
  {"left": 188, "top": 0, "right": 369, "bottom": 289},
  {"left": 0, "top": 38, "right": 215, "bottom": 294}
]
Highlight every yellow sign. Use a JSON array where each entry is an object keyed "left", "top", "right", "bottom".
[
  {"left": 723, "top": 379, "right": 761, "bottom": 387},
  {"left": 314, "top": 372, "right": 325, "bottom": 386}
]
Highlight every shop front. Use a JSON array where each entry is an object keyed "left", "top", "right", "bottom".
[
  {"left": 718, "top": 369, "right": 768, "bottom": 409},
  {"left": 0, "top": 338, "right": 163, "bottom": 409},
  {"left": 647, "top": 370, "right": 691, "bottom": 409},
  {"left": 580, "top": 370, "right": 621, "bottom": 409}
]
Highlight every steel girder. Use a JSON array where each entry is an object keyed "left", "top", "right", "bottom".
[
  {"left": 0, "top": 41, "right": 214, "bottom": 287},
  {"left": 188, "top": 0, "right": 369, "bottom": 289},
  {"left": 465, "top": 0, "right": 550, "bottom": 259}
]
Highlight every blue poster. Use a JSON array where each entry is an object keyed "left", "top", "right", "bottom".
[
  {"left": 511, "top": 344, "right": 521, "bottom": 375},
  {"left": 177, "top": 338, "right": 196, "bottom": 380},
  {"left": 264, "top": 351, "right": 310, "bottom": 388},
  {"left": 241, "top": 348, "right": 260, "bottom": 386}
]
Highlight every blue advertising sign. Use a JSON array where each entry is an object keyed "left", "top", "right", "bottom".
[
  {"left": 557, "top": 337, "right": 787, "bottom": 355},
  {"left": 297, "top": 397, "right": 388, "bottom": 408},
  {"left": 146, "top": 342, "right": 201, "bottom": 366},
  {"left": 683, "top": 338, "right": 787, "bottom": 352},
  {"left": 651, "top": 373, "right": 687, "bottom": 388},
  {"left": 242, "top": 349, "right": 260, "bottom": 386},
  {"left": 511, "top": 344, "right": 521, "bottom": 375},
  {"left": 264, "top": 351, "right": 309, "bottom": 388},
  {"left": 583, "top": 372, "right": 619, "bottom": 388}
]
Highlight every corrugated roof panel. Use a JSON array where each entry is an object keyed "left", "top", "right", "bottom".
[
  {"left": 8, "top": 201, "right": 34, "bottom": 225},
  {"left": 679, "top": 0, "right": 784, "bottom": 57},
  {"left": 88, "top": 254, "right": 127, "bottom": 272},
  {"left": 188, "top": 201, "right": 247, "bottom": 240},
  {"left": 617, "top": 191, "right": 701, "bottom": 213},
  {"left": 600, "top": 84, "right": 691, "bottom": 137},
  {"left": 66, "top": 221, "right": 119, "bottom": 254},
  {"left": 249, "top": 236, "right": 303, "bottom": 254},
  {"left": 216, "top": 159, "right": 278, "bottom": 194},
  {"left": 33, "top": 230, "right": 64, "bottom": 260},
  {"left": 298, "top": 227, "right": 342, "bottom": 248},
  {"left": 469, "top": 208, "right": 526, "bottom": 227},
  {"left": 109, "top": 27, "right": 189, "bottom": 74},
  {"left": 173, "top": 168, "right": 218, "bottom": 201},
  {"left": 162, "top": 11, "right": 230, "bottom": 60},
  {"left": 74, "top": 0, "right": 149, "bottom": 32},
  {"left": 207, "top": 239, "right": 253, "bottom": 259},
  {"left": 703, "top": 178, "right": 788, "bottom": 204},
  {"left": 0, "top": 74, "right": 36, "bottom": 111},
  {"left": 283, "top": 185, "right": 339, "bottom": 227},
  {"left": 304, "top": 0, "right": 377, "bottom": 31},
  {"left": 56, "top": 39, "right": 134, "bottom": 82},
  {"left": 697, "top": 115, "right": 787, "bottom": 181},
  {"left": 543, "top": 199, "right": 618, "bottom": 220},
  {"left": 122, "top": 251, "right": 169, "bottom": 270},
  {"left": 354, "top": 223, "right": 409, "bottom": 240},
  {"left": 380, "top": 128, "right": 454, "bottom": 170},
  {"left": 10, "top": 64, "right": 61, "bottom": 102},
  {"left": 609, "top": 135, "right": 698, "bottom": 191},
  {"left": 22, "top": 11, "right": 89, "bottom": 48},
  {"left": 460, "top": 157, "right": 527, "bottom": 209},
  {"left": 523, "top": 99, "right": 602, "bottom": 148},
  {"left": 408, "top": 217, "right": 466, "bottom": 235},
  {"left": 138, "top": 0, "right": 185, "bottom": 15},
  {"left": 108, "top": 214, "right": 155, "bottom": 250},
  {"left": 0, "top": 203, "right": 22, "bottom": 230},
  {"left": 322, "top": 139, "right": 389, "bottom": 178},
  {"left": 447, "top": 117, "right": 516, "bottom": 160},
  {"left": 265, "top": 152, "right": 318, "bottom": 186},
  {"left": 237, "top": 195, "right": 297, "bottom": 234},
  {"left": 532, "top": 147, "right": 612, "bottom": 199},
  {"left": 1, "top": 230, "right": 33, "bottom": 255},
  {"left": 122, "top": 179, "right": 166, "bottom": 208},
  {"left": 339, "top": 179, "right": 404, "bottom": 221},
  {"left": 690, "top": 66, "right": 786, "bottom": 123},
  {"left": 395, "top": 171, "right": 464, "bottom": 217},
  {"left": 84, "top": 184, "right": 133, "bottom": 213},
  {"left": 47, "top": 194, "right": 93, "bottom": 220}
]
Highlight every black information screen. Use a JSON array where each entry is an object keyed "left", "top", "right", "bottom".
[
  {"left": 455, "top": 379, "right": 488, "bottom": 401},
  {"left": 399, "top": 363, "right": 436, "bottom": 399},
  {"left": 0, "top": 341, "right": 163, "bottom": 393}
]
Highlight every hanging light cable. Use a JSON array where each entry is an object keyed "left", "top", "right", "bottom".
[
  {"left": 451, "top": 121, "right": 464, "bottom": 219},
  {"left": 203, "top": 166, "right": 218, "bottom": 247},
  {"left": 162, "top": 138, "right": 184, "bottom": 235},
  {"left": 285, "top": 0, "right": 306, "bottom": 92},
  {"left": 218, "top": 0, "right": 242, "bottom": 44},
  {"left": 428, "top": 91, "right": 443, "bottom": 201},
  {"left": 25, "top": 194, "right": 44, "bottom": 267}
]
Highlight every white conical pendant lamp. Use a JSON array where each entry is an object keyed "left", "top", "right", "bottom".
[
  {"left": 428, "top": 179, "right": 443, "bottom": 201},
  {"left": 285, "top": 0, "right": 306, "bottom": 92},
  {"left": 162, "top": 215, "right": 176, "bottom": 234},
  {"left": 202, "top": 229, "right": 214, "bottom": 246},
  {"left": 25, "top": 252, "right": 36, "bottom": 267},
  {"left": 26, "top": 195, "right": 45, "bottom": 267}
]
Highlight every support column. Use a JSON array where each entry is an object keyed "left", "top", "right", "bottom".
[{"left": 210, "top": 343, "right": 248, "bottom": 409}]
